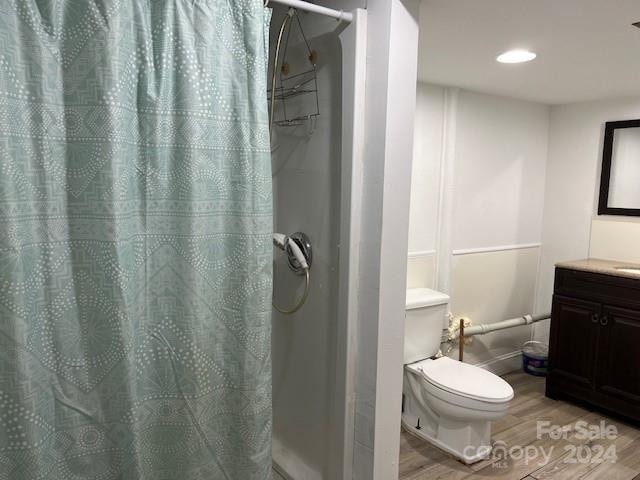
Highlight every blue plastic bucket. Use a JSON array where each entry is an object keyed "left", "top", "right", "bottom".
[{"left": 522, "top": 341, "right": 549, "bottom": 376}]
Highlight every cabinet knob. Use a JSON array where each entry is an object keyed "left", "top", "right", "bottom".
[
  {"left": 591, "top": 313, "right": 599, "bottom": 323},
  {"left": 600, "top": 316, "right": 609, "bottom": 326}
]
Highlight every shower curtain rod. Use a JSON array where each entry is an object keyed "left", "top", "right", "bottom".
[{"left": 265, "top": 0, "right": 353, "bottom": 23}]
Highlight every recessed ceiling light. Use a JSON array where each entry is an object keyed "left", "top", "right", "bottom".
[{"left": 496, "top": 49, "right": 537, "bottom": 64}]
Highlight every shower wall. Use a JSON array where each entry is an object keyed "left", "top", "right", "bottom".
[
  {"left": 269, "top": 4, "right": 419, "bottom": 479},
  {"left": 269, "top": 9, "right": 343, "bottom": 480}
]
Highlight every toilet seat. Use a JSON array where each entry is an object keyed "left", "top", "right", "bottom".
[{"left": 408, "top": 357, "right": 514, "bottom": 403}]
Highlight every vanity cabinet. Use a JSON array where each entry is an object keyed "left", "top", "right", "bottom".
[{"left": 546, "top": 265, "right": 640, "bottom": 422}]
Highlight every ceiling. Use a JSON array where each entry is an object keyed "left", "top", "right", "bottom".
[{"left": 418, "top": 0, "right": 640, "bottom": 105}]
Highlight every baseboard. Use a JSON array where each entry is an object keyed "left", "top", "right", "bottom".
[{"left": 474, "top": 351, "right": 522, "bottom": 376}]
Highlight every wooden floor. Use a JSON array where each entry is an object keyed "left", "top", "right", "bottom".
[{"left": 399, "top": 371, "right": 640, "bottom": 480}]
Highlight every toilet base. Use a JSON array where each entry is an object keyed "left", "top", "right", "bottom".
[
  {"left": 401, "top": 413, "right": 493, "bottom": 464},
  {"left": 401, "top": 360, "right": 512, "bottom": 464}
]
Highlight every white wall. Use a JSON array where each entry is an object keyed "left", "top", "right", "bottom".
[
  {"left": 452, "top": 90, "right": 549, "bottom": 251},
  {"left": 409, "top": 84, "right": 444, "bottom": 255},
  {"left": 406, "top": 83, "right": 443, "bottom": 290},
  {"left": 535, "top": 97, "right": 640, "bottom": 341},
  {"left": 352, "top": 1, "right": 419, "bottom": 479},
  {"left": 451, "top": 247, "right": 540, "bottom": 371},
  {"left": 590, "top": 218, "right": 640, "bottom": 263},
  {"left": 408, "top": 83, "right": 550, "bottom": 370},
  {"left": 411, "top": 88, "right": 640, "bottom": 366}
]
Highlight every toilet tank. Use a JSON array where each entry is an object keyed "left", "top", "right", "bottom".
[{"left": 404, "top": 288, "right": 450, "bottom": 364}]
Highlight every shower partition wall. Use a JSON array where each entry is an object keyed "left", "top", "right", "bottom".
[{"left": 269, "top": 7, "right": 366, "bottom": 480}]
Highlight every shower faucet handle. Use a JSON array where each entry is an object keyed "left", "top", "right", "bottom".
[
  {"left": 272, "top": 232, "right": 312, "bottom": 275},
  {"left": 285, "top": 232, "right": 312, "bottom": 275}
]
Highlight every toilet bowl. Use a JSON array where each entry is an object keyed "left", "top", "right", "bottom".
[
  {"left": 402, "top": 288, "right": 514, "bottom": 464},
  {"left": 402, "top": 357, "right": 514, "bottom": 463}
]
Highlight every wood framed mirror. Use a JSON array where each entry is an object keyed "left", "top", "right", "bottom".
[{"left": 598, "top": 119, "right": 640, "bottom": 216}]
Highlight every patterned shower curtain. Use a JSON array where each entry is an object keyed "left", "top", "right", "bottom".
[{"left": 0, "top": 1, "right": 272, "bottom": 478}]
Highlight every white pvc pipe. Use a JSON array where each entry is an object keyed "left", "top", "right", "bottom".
[
  {"left": 267, "top": 0, "right": 353, "bottom": 22},
  {"left": 458, "top": 313, "right": 550, "bottom": 338}
]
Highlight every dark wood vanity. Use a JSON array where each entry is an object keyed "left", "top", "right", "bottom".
[{"left": 546, "top": 259, "right": 640, "bottom": 423}]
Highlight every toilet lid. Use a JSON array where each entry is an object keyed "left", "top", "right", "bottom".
[{"left": 415, "top": 357, "right": 514, "bottom": 403}]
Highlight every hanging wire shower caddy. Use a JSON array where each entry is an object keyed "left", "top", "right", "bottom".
[{"left": 268, "top": 8, "right": 320, "bottom": 128}]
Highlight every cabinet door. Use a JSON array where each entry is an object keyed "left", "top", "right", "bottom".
[
  {"left": 549, "top": 295, "right": 600, "bottom": 387},
  {"left": 595, "top": 305, "right": 640, "bottom": 403}
]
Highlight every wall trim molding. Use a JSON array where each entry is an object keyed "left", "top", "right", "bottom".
[
  {"left": 474, "top": 350, "right": 523, "bottom": 376},
  {"left": 453, "top": 243, "right": 541, "bottom": 256},
  {"left": 407, "top": 249, "right": 437, "bottom": 258}
]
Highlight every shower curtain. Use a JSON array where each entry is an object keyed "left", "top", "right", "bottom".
[{"left": 0, "top": 1, "right": 272, "bottom": 478}]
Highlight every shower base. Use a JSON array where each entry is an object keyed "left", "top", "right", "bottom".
[{"left": 272, "top": 468, "right": 287, "bottom": 480}]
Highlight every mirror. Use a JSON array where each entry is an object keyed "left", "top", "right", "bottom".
[{"left": 598, "top": 120, "right": 640, "bottom": 216}]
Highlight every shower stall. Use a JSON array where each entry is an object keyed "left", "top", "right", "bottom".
[
  {"left": 0, "top": 0, "right": 368, "bottom": 478},
  {"left": 267, "top": 3, "right": 366, "bottom": 480}
]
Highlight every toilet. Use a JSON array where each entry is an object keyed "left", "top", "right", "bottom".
[{"left": 402, "top": 288, "right": 514, "bottom": 464}]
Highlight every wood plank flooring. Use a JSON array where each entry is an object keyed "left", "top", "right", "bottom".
[{"left": 399, "top": 371, "right": 640, "bottom": 480}]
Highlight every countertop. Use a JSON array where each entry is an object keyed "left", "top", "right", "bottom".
[{"left": 556, "top": 258, "right": 640, "bottom": 280}]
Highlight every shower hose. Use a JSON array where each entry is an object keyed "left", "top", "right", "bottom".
[
  {"left": 273, "top": 268, "right": 310, "bottom": 315},
  {"left": 272, "top": 234, "right": 311, "bottom": 315}
]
